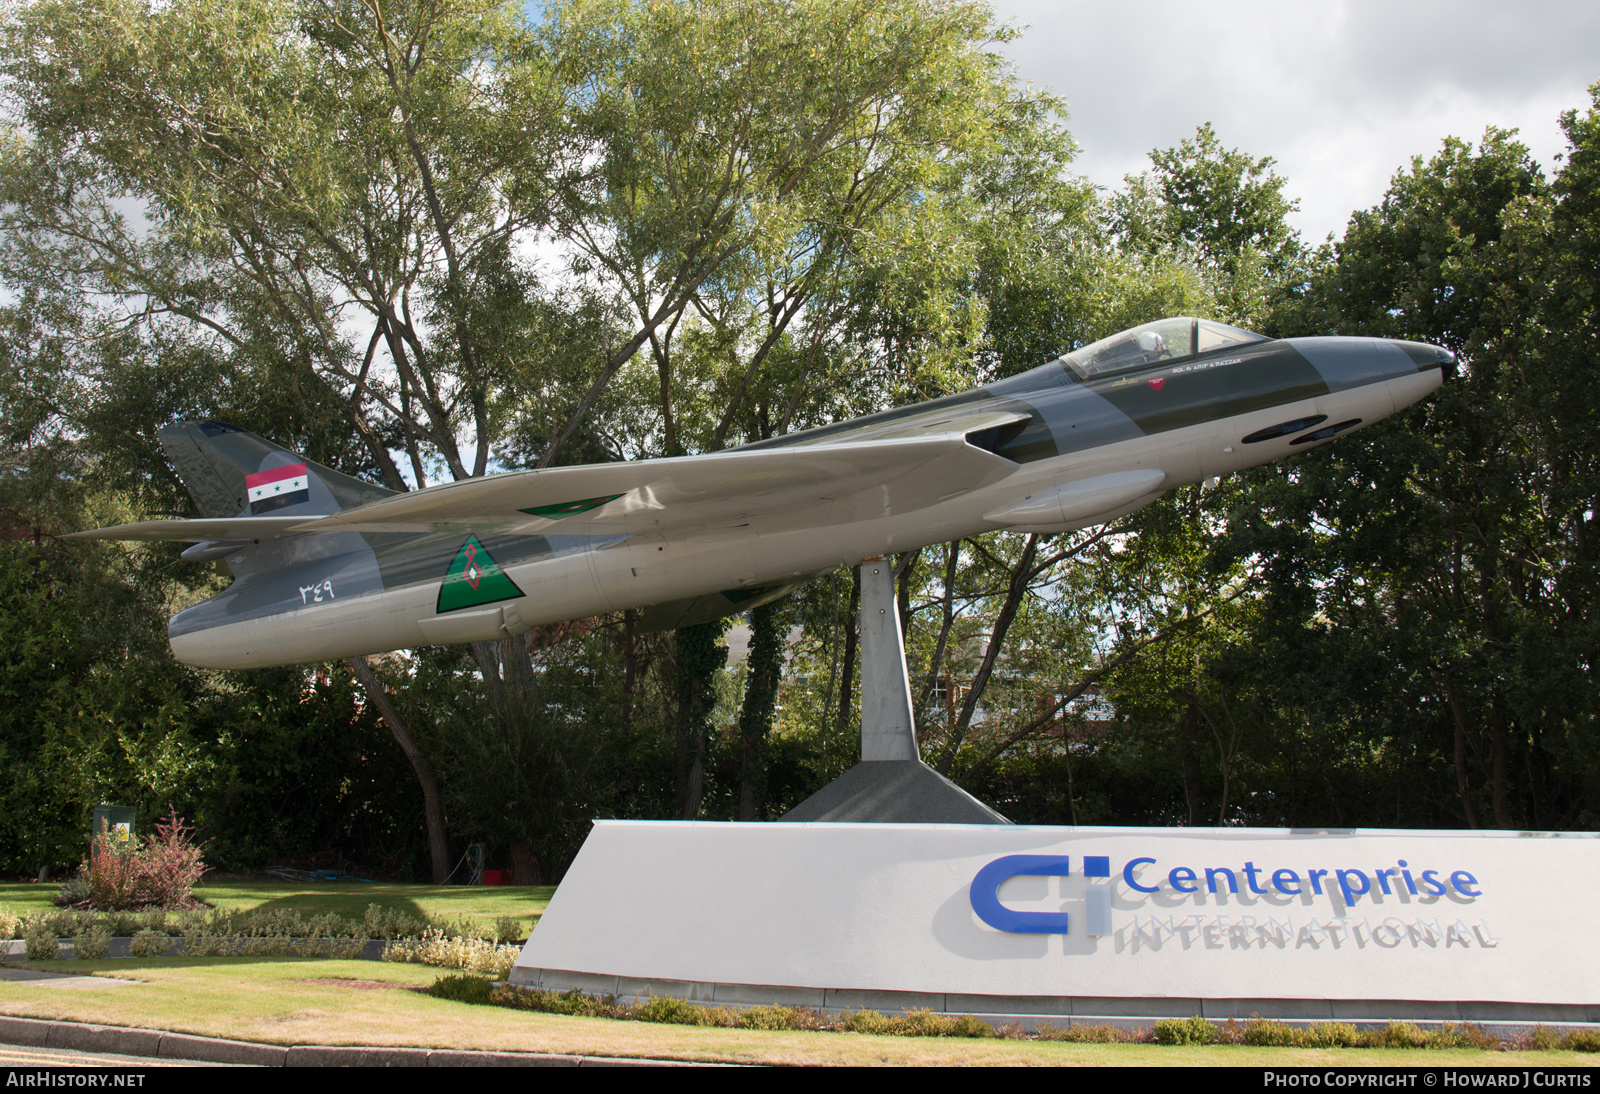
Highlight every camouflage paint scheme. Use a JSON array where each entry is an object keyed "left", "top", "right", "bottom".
[{"left": 75, "top": 318, "right": 1452, "bottom": 669}]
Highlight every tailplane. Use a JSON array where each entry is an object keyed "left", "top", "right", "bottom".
[{"left": 159, "top": 421, "right": 395, "bottom": 519}]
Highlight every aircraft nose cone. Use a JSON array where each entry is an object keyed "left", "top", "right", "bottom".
[{"left": 1394, "top": 339, "right": 1456, "bottom": 379}]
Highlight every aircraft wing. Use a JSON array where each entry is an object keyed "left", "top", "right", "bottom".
[
  {"left": 70, "top": 422, "right": 1024, "bottom": 541},
  {"left": 311, "top": 429, "right": 1020, "bottom": 535}
]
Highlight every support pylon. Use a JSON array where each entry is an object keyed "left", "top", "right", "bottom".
[{"left": 781, "top": 559, "right": 1009, "bottom": 824}]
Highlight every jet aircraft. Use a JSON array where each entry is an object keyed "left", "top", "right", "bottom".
[{"left": 73, "top": 316, "right": 1452, "bottom": 669}]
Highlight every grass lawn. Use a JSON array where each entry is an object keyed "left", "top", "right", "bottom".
[
  {"left": 0, "top": 881, "right": 555, "bottom": 937},
  {"left": 0, "top": 957, "right": 1593, "bottom": 1067}
]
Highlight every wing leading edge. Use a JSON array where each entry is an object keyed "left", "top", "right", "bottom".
[{"left": 70, "top": 419, "right": 1027, "bottom": 543}]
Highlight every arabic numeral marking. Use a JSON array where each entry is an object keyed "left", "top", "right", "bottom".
[{"left": 299, "top": 578, "right": 335, "bottom": 605}]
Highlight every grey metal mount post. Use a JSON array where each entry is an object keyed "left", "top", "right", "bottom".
[
  {"left": 778, "top": 557, "right": 1010, "bottom": 824},
  {"left": 857, "top": 558, "right": 918, "bottom": 762}
]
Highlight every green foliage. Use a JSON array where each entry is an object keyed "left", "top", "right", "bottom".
[
  {"left": 4, "top": 901, "right": 500, "bottom": 968},
  {"left": 362, "top": 904, "right": 431, "bottom": 942},
  {"left": 1527, "top": 1025, "right": 1564, "bottom": 1051},
  {"left": 395, "top": 630, "right": 635, "bottom": 882},
  {"left": 1238, "top": 1016, "right": 1299, "bottom": 1047},
  {"left": 22, "top": 922, "right": 59, "bottom": 960},
  {"left": 488, "top": 985, "right": 618, "bottom": 1018},
  {"left": 1564, "top": 1029, "right": 1600, "bottom": 1053},
  {"left": 69, "top": 922, "right": 111, "bottom": 960},
  {"left": 79, "top": 808, "right": 208, "bottom": 910},
  {"left": 381, "top": 927, "right": 520, "bottom": 977},
  {"left": 1153, "top": 1016, "right": 1217, "bottom": 1045},
  {"left": 634, "top": 995, "right": 714, "bottom": 1026},
  {"left": 470, "top": 985, "right": 1572, "bottom": 1052},
  {"left": 428, "top": 975, "right": 495, "bottom": 1006},
  {"left": 128, "top": 929, "right": 171, "bottom": 958},
  {"left": 1034, "top": 1023, "right": 1142, "bottom": 1043},
  {"left": 1425, "top": 1023, "right": 1501, "bottom": 1051},
  {"left": 485, "top": 986, "right": 1000, "bottom": 1038},
  {"left": 737, "top": 1004, "right": 832, "bottom": 1032},
  {"left": 1378, "top": 1021, "right": 1429, "bottom": 1049},
  {"left": 1299, "top": 1022, "right": 1364, "bottom": 1049},
  {"left": 0, "top": 0, "right": 1596, "bottom": 874},
  {"left": 53, "top": 873, "right": 89, "bottom": 908},
  {"left": 1111, "top": 122, "right": 1308, "bottom": 331}
]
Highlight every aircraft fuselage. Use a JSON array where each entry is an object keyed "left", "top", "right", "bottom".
[{"left": 151, "top": 322, "right": 1449, "bottom": 668}]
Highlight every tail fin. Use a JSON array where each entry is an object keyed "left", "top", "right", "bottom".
[{"left": 159, "top": 421, "right": 396, "bottom": 519}]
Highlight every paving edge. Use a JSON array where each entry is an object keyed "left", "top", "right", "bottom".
[{"left": 0, "top": 1015, "right": 712, "bottom": 1066}]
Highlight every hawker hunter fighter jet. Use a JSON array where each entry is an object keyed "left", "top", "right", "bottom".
[{"left": 74, "top": 317, "right": 1452, "bottom": 669}]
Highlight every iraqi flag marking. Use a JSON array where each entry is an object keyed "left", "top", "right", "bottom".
[{"left": 246, "top": 462, "right": 311, "bottom": 514}]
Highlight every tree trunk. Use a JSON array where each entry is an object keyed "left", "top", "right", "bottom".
[
  {"left": 1489, "top": 694, "right": 1515, "bottom": 828},
  {"left": 936, "top": 534, "right": 1039, "bottom": 774},
  {"left": 1444, "top": 680, "right": 1482, "bottom": 829},
  {"left": 1480, "top": 554, "right": 1514, "bottom": 828},
  {"left": 833, "top": 568, "right": 860, "bottom": 745},
  {"left": 1181, "top": 699, "right": 1203, "bottom": 826},
  {"left": 895, "top": 549, "right": 917, "bottom": 635},
  {"left": 347, "top": 656, "right": 451, "bottom": 883},
  {"left": 675, "top": 621, "right": 728, "bottom": 819},
  {"left": 915, "top": 541, "right": 961, "bottom": 736},
  {"left": 508, "top": 840, "right": 544, "bottom": 886},
  {"left": 737, "top": 599, "right": 787, "bottom": 821},
  {"left": 622, "top": 608, "right": 639, "bottom": 729}
]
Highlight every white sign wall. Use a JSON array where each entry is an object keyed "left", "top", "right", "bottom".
[{"left": 515, "top": 822, "right": 1599, "bottom": 1006}]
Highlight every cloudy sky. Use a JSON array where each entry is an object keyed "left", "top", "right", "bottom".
[{"left": 989, "top": 1, "right": 1600, "bottom": 244}]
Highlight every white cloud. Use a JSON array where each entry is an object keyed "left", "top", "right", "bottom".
[{"left": 991, "top": 0, "right": 1600, "bottom": 242}]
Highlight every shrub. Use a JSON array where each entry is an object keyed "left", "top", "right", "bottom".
[
  {"left": 635, "top": 995, "right": 711, "bottom": 1025},
  {"left": 381, "top": 929, "right": 519, "bottom": 978},
  {"left": 23, "top": 910, "right": 82, "bottom": 941},
  {"left": 1563, "top": 1029, "right": 1600, "bottom": 1053},
  {"left": 1240, "top": 1017, "right": 1297, "bottom": 1047},
  {"left": 129, "top": 929, "right": 171, "bottom": 958},
  {"left": 493, "top": 916, "right": 524, "bottom": 944},
  {"left": 1036, "top": 1022, "right": 1140, "bottom": 1043},
  {"left": 1378, "top": 1021, "right": 1428, "bottom": 1049},
  {"left": 1153, "top": 1016, "right": 1217, "bottom": 1045},
  {"left": 363, "top": 904, "right": 428, "bottom": 941},
  {"left": 70, "top": 923, "right": 111, "bottom": 960},
  {"left": 429, "top": 975, "right": 494, "bottom": 1005},
  {"left": 0, "top": 913, "right": 19, "bottom": 940},
  {"left": 180, "top": 924, "right": 222, "bottom": 957},
  {"left": 53, "top": 872, "right": 90, "bottom": 908},
  {"left": 739, "top": 1004, "right": 830, "bottom": 1032},
  {"left": 1425, "top": 1023, "right": 1500, "bottom": 1050},
  {"left": 82, "top": 807, "right": 208, "bottom": 911},
  {"left": 897, "top": 1009, "right": 994, "bottom": 1038},
  {"left": 489, "top": 985, "right": 620, "bottom": 1017},
  {"left": 22, "top": 923, "right": 59, "bottom": 961},
  {"left": 1523, "top": 1025, "right": 1563, "bottom": 1051},
  {"left": 842, "top": 1009, "right": 894, "bottom": 1035},
  {"left": 1301, "top": 1022, "right": 1364, "bottom": 1048}
]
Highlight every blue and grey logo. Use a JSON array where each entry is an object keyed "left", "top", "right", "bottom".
[
  {"left": 968, "top": 854, "right": 1113, "bottom": 936},
  {"left": 969, "top": 853, "right": 1484, "bottom": 937}
]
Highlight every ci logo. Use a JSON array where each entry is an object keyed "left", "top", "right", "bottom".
[{"left": 969, "top": 854, "right": 1111, "bottom": 935}]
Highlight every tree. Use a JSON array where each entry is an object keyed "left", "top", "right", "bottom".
[
  {"left": 1219, "top": 116, "right": 1600, "bottom": 831},
  {"left": 1112, "top": 123, "right": 1308, "bottom": 331}
]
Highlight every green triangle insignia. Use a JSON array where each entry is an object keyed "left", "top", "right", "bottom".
[{"left": 436, "top": 535, "right": 524, "bottom": 614}]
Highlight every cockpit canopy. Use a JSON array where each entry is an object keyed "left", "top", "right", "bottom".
[{"left": 1061, "top": 317, "right": 1265, "bottom": 380}]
